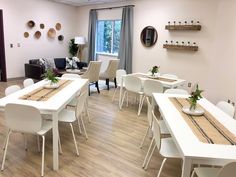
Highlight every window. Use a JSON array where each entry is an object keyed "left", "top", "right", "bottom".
[{"left": 96, "top": 20, "right": 122, "bottom": 55}]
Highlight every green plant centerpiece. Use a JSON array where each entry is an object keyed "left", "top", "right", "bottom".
[
  {"left": 149, "top": 66, "right": 160, "bottom": 76},
  {"left": 189, "top": 84, "right": 204, "bottom": 110},
  {"left": 44, "top": 69, "right": 59, "bottom": 86},
  {"left": 69, "top": 39, "right": 78, "bottom": 57}
]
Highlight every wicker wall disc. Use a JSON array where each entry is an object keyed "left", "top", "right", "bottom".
[
  {"left": 55, "top": 23, "right": 61, "bottom": 31},
  {"left": 40, "top": 23, "right": 45, "bottom": 29},
  {"left": 34, "top": 31, "right": 41, "bottom": 39},
  {"left": 58, "top": 35, "right": 64, "bottom": 41},
  {"left": 47, "top": 28, "right": 56, "bottom": 38},
  {"left": 24, "top": 32, "right": 29, "bottom": 38},
  {"left": 27, "top": 20, "right": 35, "bottom": 28}
]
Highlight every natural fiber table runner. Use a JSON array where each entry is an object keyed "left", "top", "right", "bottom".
[
  {"left": 20, "top": 80, "right": 72, "bottom": 101},
  {"left": 133, "top": 74, "right": 177, "bottom": 83},
  {"left": 169, "top": 98, "right": 236, "bottom": 145}
]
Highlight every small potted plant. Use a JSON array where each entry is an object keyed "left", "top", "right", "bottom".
[
  {"left": 44, "top": 69, "right": 59, "bottom": 88},
  {"left": 149, "top": 66, "right": 160, "bottom": 77}
]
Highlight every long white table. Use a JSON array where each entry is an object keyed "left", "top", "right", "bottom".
[
  {"left": 153, "top": 93, "right": 236, "bottom": 177},
  {"left": 119, "top": 73, "right": 186, "bottom": 109},
  {"left": 0, "top": 78, "right": 88, "bottom": 170}
]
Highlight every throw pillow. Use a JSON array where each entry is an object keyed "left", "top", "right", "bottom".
[{"left": 66, "top": 57, "right": 78, "bottom": 69}]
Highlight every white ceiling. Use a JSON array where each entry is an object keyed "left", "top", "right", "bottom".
[{"left": 49, "top": 0, "right": 128, "bottom": 6}]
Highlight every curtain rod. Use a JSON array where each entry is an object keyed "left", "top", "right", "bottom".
[{"left": 91, "top": 5, "right": 135, "bottom": 11}]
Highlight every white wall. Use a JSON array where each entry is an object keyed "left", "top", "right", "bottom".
[
  {"left": 76, "top": 0, "right": 236, "bottom": 104},
  {"left": 0, "top": 0, "right": 77, "bottom": 78}
]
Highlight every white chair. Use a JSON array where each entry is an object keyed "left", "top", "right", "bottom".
[
  {"left": 112, "top": 69, "right": 127, "bottom": 101},
  {"left": 1, "top": 103, "right": 52, "bottom": 176},
  {"left": 61, "top": 73, "right": 81, "bottom": 79},
  {"left": 142, "top": 111, "right": 181, "bottom": 176},
  {"left": 161, "top": 73, "right": 178, "bottom": 79},
  {"left": 81, "top": 61, "right": 102, "bottom": 95},
  {"left": 121, "top": 75, "right": 143, "bottom": 115},
  {"left": 5, "top": 85, "right": 21, "bottom": 96},
  {"left": 59, "top": 91, "right": 89, "bottom": 140},
  {"left": 191, "top": 162, "right": 236, "bottom": 177},
  {"left": 23, "top": 78, "right": 34, "bottom": 88},
  {"left": 99, "top": 59, "right": 119, "bottom": 90},
  {"left": 164, "top": 88, "right": 189, "bottom": 95},
  {"left": 140, "top": 97, "right": 169, "bottom": 148},
  {"left": 138, "top": 79, "right": 163, "bottom": 116},
  {"left": 216, "top": 101, "right": 235, "bottom": 118}
]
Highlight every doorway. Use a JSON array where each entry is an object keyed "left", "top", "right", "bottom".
[{"left": 0, "top": 9, "right": 7, "bottom": 81}]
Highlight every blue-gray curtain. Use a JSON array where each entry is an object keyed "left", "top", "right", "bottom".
[
  {"left": 87, "top": 9, "right": 97, "bottom": 62},
  {"left": 118, "top": 6, "right": 133, "bottom": 74}
]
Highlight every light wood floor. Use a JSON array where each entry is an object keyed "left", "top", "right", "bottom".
[{"left": 0, "top": 79, "right": 181, "bottom": 177}]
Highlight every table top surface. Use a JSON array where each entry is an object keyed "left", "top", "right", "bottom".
[
  {"left": 0, "top": 78, "right": 88, "bottom": 112},
  {"left": 153, "top": 93, "right": 236, "bottom": 161}
]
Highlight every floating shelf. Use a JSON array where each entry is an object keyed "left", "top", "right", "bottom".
[
  {"left": 165, "top": 25, "right": 201, "bottom": 31},
  {"left": 163, "top": 44, "right": 198, "bottom": 51}
]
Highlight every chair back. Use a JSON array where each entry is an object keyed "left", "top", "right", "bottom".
[
  {"left": 82, "top": 61, "right": 102, "bottom": 82},
  {"left": 146, "top": 97, "right": 153, "bottom": 127},
  {"left": 105, "top": 59, "right": 119, "bottom": 78},
  {"left": 5, "top": 103, "right": 42, "bottom": 133},
  {"left": 61, "top": 73, "right": 81, "bottom": 79},
  {"left": 124, "top": 75, "right": 142, "bottom": 93},
  {"left": 162, "top": 73, "right": 178, "bottom": 79},
  {"left": 5, "top": 85, "right": 21, "bottom": 96},
  {"left": 75, "top": 91, "right": 88, "bottom": 117},
  {"left": 218, "top": 162, "right": 236, "bottom": 177},
  {"left": 152, "top": 111, "right": 161, "bottom": 150},
  {"left": 143, "top": 79, "right": 163, "bottom": 96},
  {"left": 23, "top": 78, "right": 34, "bottom": 88},
  {"left": 116, "top": 69, "right": 127, "bottom": 86},
  {"left": 164, "top": 89, "right": 189, "bottom": 95},
  {"left": 216, "top": 101, "right": 235, "bottom": 117}
]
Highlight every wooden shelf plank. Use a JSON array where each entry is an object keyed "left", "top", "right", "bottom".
[
  {"left": 163, "top": 44, "right": 198, "bottom": 51},
  {"left": 165, "top": 25, "right": 201, "bottom": 31}
]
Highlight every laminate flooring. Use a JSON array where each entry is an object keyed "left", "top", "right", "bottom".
[{"left": 0, "top": 79, "right": 181, "bottom": 177}]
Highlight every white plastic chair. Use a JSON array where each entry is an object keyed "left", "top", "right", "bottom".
[
  {"left": 164, "top": 88, "right": 189, "bottom": 95},
  {"left": 161, "top": 73, "right": 178, "bottom": 79},
  {"left": 191, "top": 162, "right": 236, "bottom": 177},
  {"left": 138, "top": 79, "right": 164, "bottom": 116},
  {"left": 23, "top": 78, "right": 34, "bottom": 88},
  {"left": 112, "top": 69, "right": 127, "bottom": 101},
  {"left": 5, "top": 85, "right": 21, "bottom": 96},
  {"left": 120, "top": 75, "right": 143, "bottom": 115},
  {"left": 61, "top": 73, "right": 81, "bottom": 79},
  {"left": 142, "top": 111, "right": 181, "bottom": 176},
  {"left": 216, "top": 101, "right": 235, "bottom": 118},
  {"left": 140, "top": 97, "right": 169, "bottom": 148},
  {"left": 1, "top": 103, "right": 52, "bottom": 177}
]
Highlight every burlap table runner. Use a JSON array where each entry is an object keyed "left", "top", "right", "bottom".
[
  {"left": 20, "top": 80, "right": 72, "bottom": 101},
  {"left": 132, "top": 74, "right": 177, "bottom": 83},
  {"left": 169, "top": 98, "right": 236, "bottom": 145}
]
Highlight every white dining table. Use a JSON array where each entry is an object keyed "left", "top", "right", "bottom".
[
  {"left": 152, "top": 93, "right": 236, "bottom": 177},
  {"left": 0, "top": 78, "right": 88, "bottom": 170},
  {"left": 118, "top": 73, "right": 186, "bottom": 109}
]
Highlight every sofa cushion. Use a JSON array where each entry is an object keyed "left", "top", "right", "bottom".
[
  {"left": 54, "top": 58, "right": 66, "bottom": 69},
  {"left": 65, "top": 57, "right": 78, "bottom": 69}
]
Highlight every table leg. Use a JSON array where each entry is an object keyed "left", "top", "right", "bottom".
[
  {"left": 182, "top": 158, "right": 192, "bottom": 177},
  {"left": 119, "top": 76, "right": 124, "bottom": 109},
  {"left": 52, "top": 112, "right": 59, "bottom": 170}
]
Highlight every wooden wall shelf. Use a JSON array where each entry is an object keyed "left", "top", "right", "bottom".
[
  {"left": 163, "top": 44, "right": 198, "bottom": 51},
  {"left": 165, "top": 25, "right": 201, "bottom": 31}
]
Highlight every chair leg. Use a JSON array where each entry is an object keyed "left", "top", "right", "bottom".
[
  {"left": 157, "top": 158, "right": 167, "bottom": 177},
  {"left": 144, "top": 142, "right": 157, "bottom": 170},
  {"left": 85, "top": 99, "right": 91, "bottom": 123},
  {"left": 41, "top": 135, "right": 45, "bottom": 177},
  {"left": 2, "top": 130, "right": 8, "bottom": 150},
  {"left": 121, "top": 91, "right": 127, "bottom": 109},
  {"left": 106, "top": 79, "right": 109, "bottom": 90},
  {"left": 140, "top": 126, "right": 150, "bottom": 149},
  {"left": 114, "top": 78, "right": 117, "bottom": 88},
  {"left": 80, "top": 115, "right": 88, "bottom": 140},
  {"left": 37, "top": 135, "right": 41, "bottom": 152},
  {"left": 142, "top": 138, "right": 155, "bottom": 168},
  {"left": 77, "top": 118, "right": 82, "bottom": 134},
  {"left": 95, "top": 81, "right": 100, "bottom": 93},
  {"left": 191, "top": 170, "right": 196, "bottom": 177},
  {"left": 1, "top": 130, "right": 11, "bottom": 171},
  {"left": 69, "top": 123, "right": 79, "bottom": 156},
  {"left": 88, "top": 84, "right": 91, "bottom": 96},
  {"left": 23, "top": 133, "right": 28, "bottom": 151},
  {"left": 126, "top": 92, "right": 129, "bottom": 107},
  {"left": 112, "top": 88, "right": 118, "bottom": 102},
  {"left": 138, "top": 95, "right": 145, "bottom": 116},
  {"left": 58, "top": 130, "right": 62, "bottom": 154}
]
